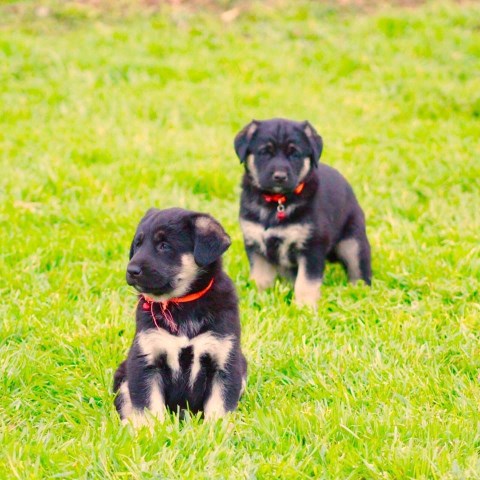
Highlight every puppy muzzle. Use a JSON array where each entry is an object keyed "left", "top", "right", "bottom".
[{"left": 126, "top": 266, "right": 173, "bottom": 296}]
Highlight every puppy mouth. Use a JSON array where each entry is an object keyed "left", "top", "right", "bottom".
[
  {"left": 263, "top": 183, "right": 297, "bottom": 194},
  {"left": 129, "top": 280, "right": 173, "bottom": 297}
]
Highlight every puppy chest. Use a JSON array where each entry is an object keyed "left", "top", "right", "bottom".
[
  {"left": 136, "top": 330, "right": 233, "bottom": 381},
  {"left": 240, "top": 219, "right": 312, "bottom": 266}
]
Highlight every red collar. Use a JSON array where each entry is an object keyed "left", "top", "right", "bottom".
[
  {"left": 140, "top": 277, "right": 214, "bottom": 333},
  {"left": 262, "top": 182, "right": 305, "bottom": 220}
]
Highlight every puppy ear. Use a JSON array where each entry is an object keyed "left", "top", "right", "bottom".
[
  {"left": 234, "top": 120, "right": 260, "bottom": 163},
  {"left": 302, "top": 121, "right": 323, "bottom": 167},
  {"left": 192, "top": 215, "right": 231, "bottom": 267},
  {"left": 140, "top": 208, "right": 158, "bottom": 223}
]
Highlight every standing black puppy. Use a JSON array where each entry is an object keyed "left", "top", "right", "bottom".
[
  {"left": 235, "top": 118, "right": 371, "bottom": 308},
  {"left": 114, "top": 208, "right": 247, "bottom": 425}
]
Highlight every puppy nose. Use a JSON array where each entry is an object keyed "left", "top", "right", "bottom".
[
  {"left": 127, "top": 264, "right": 142, "bottom": 277},
  {"left": 273, "top": 171, "right": 288, "bottom": 182}
]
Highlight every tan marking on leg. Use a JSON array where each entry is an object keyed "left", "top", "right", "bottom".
[
  {"left": 250, "top": 252, "right": 276, "bottom": 290},
  {"left": 149, "top": 376, "right": 165, "bottom": 422},
  {"left": 336, "top": 238, "right": 361, "bottom": 282},
  {"left": 294, "top": 257, "right": 321, "bottom": 308},
  {"left": 240, "top": 375, "right": 247, "bottom": 396},
  {"left": 118, "top": 381, "right": 133, "bottom": 420},
  {"left": 204, "top": 377, "right": 227, "bottom": 420}
]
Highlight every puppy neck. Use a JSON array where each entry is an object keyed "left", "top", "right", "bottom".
[
  {"left": 181, "top": 259, "right": 222, "bottom": 299},
  {"left": 144, "top": 259, "right": 221, "bottom": 304}
]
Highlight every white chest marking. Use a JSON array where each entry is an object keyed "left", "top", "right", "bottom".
[
  {"left": 240, "top": 219, "right": 312, "bottom": 267},
  {"left": 137, "top": 329, "right": 234, "bottom": 384}
]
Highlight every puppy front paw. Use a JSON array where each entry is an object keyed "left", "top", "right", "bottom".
[
  {"left": 204, "top": 409, "right": 227, "bottom": 421},
  {"left": 294, "top": 279, "right": 321, "bottom": 309},
  {"left": 250, "top": 253, "right": 276, "bottom": 290},
  {"left": 251, "top": 272, "right": 275, "bottom": 290},
  {"left": 122, "top": 409, "right": 163, "bottom": 430}
]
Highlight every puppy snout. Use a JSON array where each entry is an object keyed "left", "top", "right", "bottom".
[
  {"left": 127, "top": 264, "right": 142, "bottom": 277},
  {"left": 272, "top": 171, "right": 288, "bottom": 183}
]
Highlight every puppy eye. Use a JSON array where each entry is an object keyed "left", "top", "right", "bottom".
[
  {"left": 258, "top": 145, "right": 273, "bottom": 156},
  {"left": 157, "top": 241, "right": 170, "bottom": 252},
  {"left": 287, "top": 145, "right": 300, "bottom": 157},
  {"left": 134, "top": 235, "right": 143, "bottom": 247}
]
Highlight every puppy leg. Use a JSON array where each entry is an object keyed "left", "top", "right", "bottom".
[
  {"left": 358, "top": 235, "right": 372, "bottom": 285},
  {"left": 336, "top": 238, "right": 361, "bottom": 282},
  {"left": 113, "top": 361, "right": 135, "bottom": 422},
  {"left": 115, "top": 380, "right": 133, "bottom": 422},
  {"left": 239, "top": 353, "right": 248, "bottom": 397},
  {"left": 249, "top": 251, "right": 276, "bottom": 290},
  {"left": 116, "top": 381, "right": 152, "bottom": 427},
  {"left": 336, "top": 236, "right": 371, "bottom": 285},
  {"left": 204, "top": 373, "right": 227, "bottom": 420},
  {"left": 113, "top": 360, "right": 127, "bottom": 396},
  {"left": 337, "top": 207, "right": 372, "bottom": 285},
  {"left": 147, "top": 374, "right": 166, "bottom": 422},
  {"left": 204, "top": 360, "right": 245, "bottom": 420},
  {"left": 294, "top": 255, "right": 324, "bottom": 308},
  {"left": 123, "top": 370, "right": 166, "bottom": 427}
]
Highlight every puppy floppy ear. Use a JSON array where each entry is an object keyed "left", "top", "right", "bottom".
[
  {"left": 140, "top": 208, "right": 158, "bottom": 223},
  {"left": 192, "top": 215, "right": 231, "bottom": 267},
  {"left": 302, "top": 121, "right": 323, "bottom": 167},
  {"left": 234, "top": 120, "right": 260, "bottom": 163}
]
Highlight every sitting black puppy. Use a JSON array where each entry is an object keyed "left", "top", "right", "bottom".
[
  {"left": 114, "top": 208, "right": 247, "bottom": 424},
  {"left": 235, "top": 118, "right": 371, "bottom": 308}
]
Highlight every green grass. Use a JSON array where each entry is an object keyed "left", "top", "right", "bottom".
[{"left": 1, "top": 1, "right": 479, "bottom": 478}]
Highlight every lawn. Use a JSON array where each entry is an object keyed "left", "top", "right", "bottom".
[{"left": 1, "top": 0, "right": 479, "bottom": 478}]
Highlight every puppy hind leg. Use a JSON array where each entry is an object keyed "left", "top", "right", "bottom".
[
  {"left": 335, "top": 238, "right": 362, "bottom": 283},
  {"left": 358, "top": 236, "right": 372, "bottom": 286},
  {"left": 336, "top": 236, "right": 371, "bottom": 285},
  {"left": 338, "top": 207, "right": 372, "bottom": 285},
  {"left": 240, "top": 354, "right": 247, "bottom": 397},
  {"left": 116, "top": 381, "right": 148, "bottom": 427},
  {"left": 113, "top": 360, "right": 127, "bottom": 394}
]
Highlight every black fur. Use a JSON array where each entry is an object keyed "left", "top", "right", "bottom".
[
  {"left": 235, "top": 118, "right": 371, "bottom": 302},
  {"left": 114, "top": 208, "right": 247, "bottom": 420}
]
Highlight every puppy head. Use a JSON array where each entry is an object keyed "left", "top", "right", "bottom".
[
  {"left": 234, "top": 118, "right": 323, "bottom": 193},
  {"left": 126, "top": 208, "right": 231, "bottom": 301}
]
